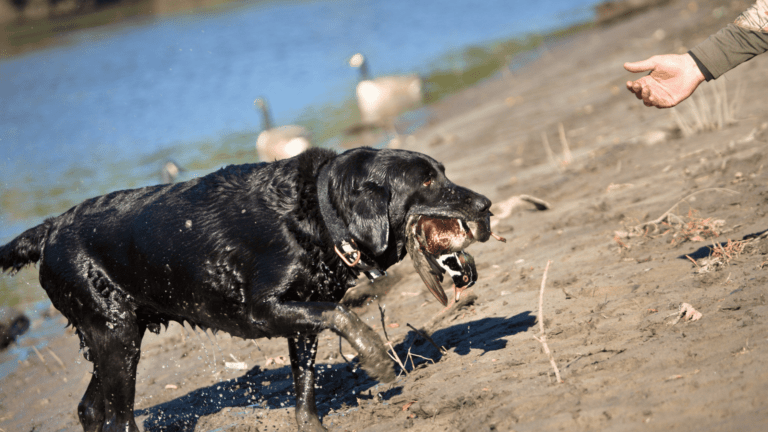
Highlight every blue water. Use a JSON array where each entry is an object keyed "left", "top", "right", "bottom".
[
  {"left": 0, "top": 0, "right": 598, "bottom": 271},
  {"left": 0, "top": 299, "right": 67, "bottom": 380}
]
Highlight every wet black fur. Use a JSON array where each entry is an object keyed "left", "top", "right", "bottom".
[{"left": 0, "top": 147, "right": 491, "bottom": 432}]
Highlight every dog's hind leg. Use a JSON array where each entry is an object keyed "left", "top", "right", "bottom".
[
  {"left": 76, "top": 315, "right": 145, "bottom": 432},
  {"left": 77, "top": 362, "right": 105, "bottom": 432},
  {"left": 287, "top": 335, "right": 326, "bottom": 432},
  {"left": 41, "top": 258, "right": 145, "bottom": 432}
]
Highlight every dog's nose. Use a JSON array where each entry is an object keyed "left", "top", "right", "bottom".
[{"left": 473, "top": 195, "right": 492, "bottom": 214}]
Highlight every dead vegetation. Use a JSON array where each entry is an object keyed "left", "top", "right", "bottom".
[
  {"left": 668, "top": 209, "right": 725, "bottom": 246},
  {"left": 671, "top": 78, "right": 742, "bottom": 138},
  {"left": 612, "top": 187, "right": 768, "bottom": 273},
  {"left": 615, "top": 208, "right": 726, "bottom": 249},
  {"left": 532, "top": 260, "right": 563, "bottom": 384},
  {"left": 614, "top": 188, "right": 739, "bottom": 249},
  {"left": 688, "top": 231, "right": 768, "bottom": 273},
  {"left": 540, "top": 122, "right": 573, "bottom": 172}
]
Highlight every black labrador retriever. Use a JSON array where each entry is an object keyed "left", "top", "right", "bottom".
[{"left": 0, "top": 147, "right": 492, "bottom": 432}]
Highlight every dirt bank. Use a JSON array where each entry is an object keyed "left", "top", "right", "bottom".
[{"left": 2, "top": 0, "right": 768, "bottom": 431}]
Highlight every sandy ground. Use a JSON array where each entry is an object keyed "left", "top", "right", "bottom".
[{"left": 3, "top": 0, "right": 768, "bottom": 431}]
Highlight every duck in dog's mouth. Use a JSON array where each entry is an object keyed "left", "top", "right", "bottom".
[{"left": 406, "top": 215, "right": 505, "bottom": 306}]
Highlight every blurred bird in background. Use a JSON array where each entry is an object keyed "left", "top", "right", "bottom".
[
  {"left": 160, "top": 160, "right": 185, "bottom": 183},
  {"left": 348, "top": 53, "right": 422, "bottom": 142},
  {"left": 254, "top": 97, "right": 312, "bottom": 162}
]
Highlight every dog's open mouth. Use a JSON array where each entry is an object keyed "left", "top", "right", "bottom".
[{"left": 405, "top": 214, "right": 504, "bottom": 306}]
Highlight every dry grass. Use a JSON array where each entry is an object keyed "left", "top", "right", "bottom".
[
  {"left": 614, "top": 188, "right": 739, "bottom": 251},
  {"left": 618, "top": 203, "right": 765, "bottom": 273},
  {"left": 540, "top": 122, "right": 573, "bottom": 172},
  {"left": 616, "top": 208, "right": 725, "bottom": 249},
  {"left": 671, "top": 78, "right": 743, "bottom": 137},
  {"left": 689, "top": 234, "right": 767, "bottom": 273},
  {"left": 668, "top": 209, "right": 725, "bottom": 246}
]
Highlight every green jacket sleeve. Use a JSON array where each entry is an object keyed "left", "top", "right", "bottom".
[{"left": 689, "top": 16, "right": 768, "bottom": 80}]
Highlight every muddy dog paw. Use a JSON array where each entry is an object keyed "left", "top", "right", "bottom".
[
  {"left": 357, "top": 337, "right": 397, "bottom": 383},
  {"left": 325, "top": 307, "right": 396, "bottom": 383}
]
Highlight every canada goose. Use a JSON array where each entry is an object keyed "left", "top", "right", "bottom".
[
  {"left": 160, "top": 160, "right": 185, "bottom": 184},
  {"left": 348, "top": 53, "right": 422, "bottom": 133},
  {"left": 254, "top": 98, "right": 311, "bottom": 162}
]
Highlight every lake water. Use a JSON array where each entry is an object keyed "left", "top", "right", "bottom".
[{"left": 0, "top": 0, "right": 598, "bottom": 303}]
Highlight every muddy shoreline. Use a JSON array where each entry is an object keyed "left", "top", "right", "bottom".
[{"left": 3, "top": 0, "right": 768, "bottom": 431}]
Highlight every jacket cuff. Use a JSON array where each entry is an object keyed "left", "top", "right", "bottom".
[
  {"left": 690, "top": 23, "right": 768, "bottom": 80},
  {"left": 689, "top": 35, "right": 730, "bottom": 80},
  {"left": 687, "top": 51, "right": 715, "bottom": 81}
]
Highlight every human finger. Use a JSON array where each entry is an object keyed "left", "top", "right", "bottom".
[
  {"left": 623, "top": 58, "right": 657, "bottom": 73},
  {"left": 641, "top": 85, "right": 651, "bottom": 100},
  {"left": 630, "top": 80, "right": 644, "bottom": 95},
  {"left": 626, "top": 80, "right": 640, "bottom": 96}
]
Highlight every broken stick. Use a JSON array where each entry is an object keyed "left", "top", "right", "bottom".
[{"left": 532, "top": 260, "right": 564, "bottom": 383}]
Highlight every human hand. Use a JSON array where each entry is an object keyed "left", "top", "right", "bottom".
[{"left": 624, "top": 54, "right": 706, "bottom": 108}]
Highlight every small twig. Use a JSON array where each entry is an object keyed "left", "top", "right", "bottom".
[
  {"left": 685, "top": 255, "right": 700, "bottom": 267},
  {"left": 31, "top": 345, "right": 56, "bottom": 375},
  {"left": 250, "top": 339, "right": 272, "bottom": 364},
  {"left": 45, "top": 347, "right": 67, "bottom": 370},
  {"left": 406, "top": 347, "right": 416, "bottom": 370},
  {"left": 386, "top": 342, "right": 408, "bottom": 376},
  {"left": 536, "top": 262, "right": 550, "bottom": 337},
  {"left": 404, "top": 347, "right": 437, "bottom": 371},
  {"left": 339, "top": 336, "right": 351, "bottom": 364},
  {"left": 31, "top": 345, "right": 47, "bottom": 364},
  {"left": 226, "top": 353, "right": 248, "bottom": 370},
  {"left": 378, "top": 303, "right": 390, "bottom": 342},
  {"left": 558, "top": 122, "right": 572, "bottom": 166},
  {"left": 614, "top": 234, "right": 629, "bottom": 250},
  {"left": 638, "top": 188, "right": 739, "bottom": 230},
  {"left": 564, "top": 354, "right": 584, "bottom": 369},
  {"left": 407, "top": 351, "right": 436, "bottom": 365},
  {"left": 406, "top": 323, "right": 446, "bottom": 354},
  {"left": 532, "top": 260, "right": 564, "bottom": 383}
]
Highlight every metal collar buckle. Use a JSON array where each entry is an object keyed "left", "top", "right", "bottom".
[{"left": 334, "top": 240, "right": 361, "bottom": 267}]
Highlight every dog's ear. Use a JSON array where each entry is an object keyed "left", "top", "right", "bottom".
[{"left": 347, "top": 181, "right": 390, "bottom": 256}]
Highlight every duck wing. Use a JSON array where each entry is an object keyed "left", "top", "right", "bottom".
[{"left": 407, "top": 234, "right": 448, "bottom": 306}]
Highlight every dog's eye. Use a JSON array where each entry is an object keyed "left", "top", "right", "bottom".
[{"left": 423, "top": 178, "right": 433, "bottom": 187}]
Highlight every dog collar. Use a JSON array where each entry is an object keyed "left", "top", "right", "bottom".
[{"left": 316, "top": 162, "right": 386, "bottom": 282}]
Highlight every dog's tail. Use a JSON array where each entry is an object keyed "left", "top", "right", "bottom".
[{"left": 0, "top": 220, "right": 52, "bottom": 275}]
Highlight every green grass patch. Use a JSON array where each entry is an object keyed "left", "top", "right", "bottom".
[{"left": 1, "top": 1, "right": 155, "bottom": 57}]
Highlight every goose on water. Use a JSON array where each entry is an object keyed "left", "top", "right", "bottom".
[
  {"left": 254, "top": 97, "right": 312, "bottom": 162},
  {"left": 348, "top": 53, "right": 422, "bottom": 135}
]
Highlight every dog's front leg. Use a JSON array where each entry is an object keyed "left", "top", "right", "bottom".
[
  {"left": 288, "top": 335, "right": 325, "bottom": 432},
  {"left": 258, "top": 302, "right": 395, "bottom": 384}
]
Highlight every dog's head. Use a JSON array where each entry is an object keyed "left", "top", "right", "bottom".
[{"left": 328, "top": 148, "right": 492, "bottom": 267}]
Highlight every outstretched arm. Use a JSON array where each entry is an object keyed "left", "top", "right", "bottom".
[
  {"left": 624, "top": 53, "right": 706, "bottom": 109},
  {"left": 625, "top": 1, "right": 768, "bottom": 109}
]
